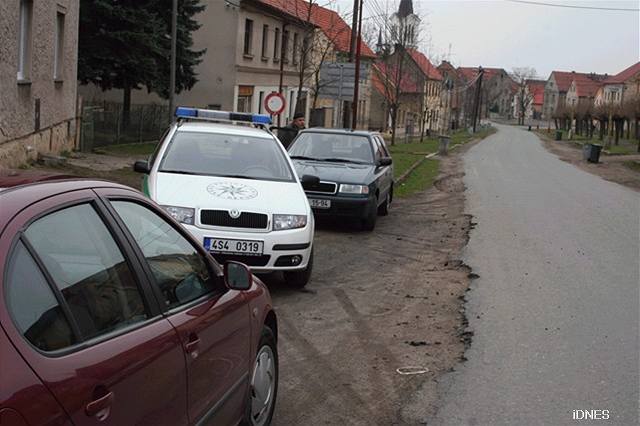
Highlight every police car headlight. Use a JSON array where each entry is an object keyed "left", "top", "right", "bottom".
[
  {"left": 273, "top": 214, "right": 307, "bottom": 231},
  {"left": 162, "top": 205, "right": 195, "bottom": 225},
  {"left": 339, "top": 184, "right": 369, "bottom": 194}
]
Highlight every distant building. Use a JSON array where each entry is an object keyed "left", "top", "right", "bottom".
[
  {"left": 513, "top": 79, "right": 545, "bottom": 120},
  {"left": 0, "top": 0, "right": 79, "bottom": 168},
  {"left": 594, "top": 62, "right": 640, "bottom": 107},
  {"left": 303, "top": 3, "right": 376, "bottom": 129},
  {"left": 458, "top": 67, "right": 515, "bottom": 120},
  {"left": 541, "top": 71, "right": 607, "bottom": 121},
  {"left": 437, "top": 61, "right": 465, "bottom": 129}
]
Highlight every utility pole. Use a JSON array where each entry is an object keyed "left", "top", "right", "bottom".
[
  {"left": 351, "top": 0, "right": 364, "bottom": 130},
  {"left": 278, "top": 22, "right": 288, "bottom": 127},
  {"left": 169, "top": 0, "right": 178, "bottom": 121},
  {"left": 343, "top": 0, "right": 360, "bottom": 128},
  {"left": 472, "top": 66, "right": 484, "bottom": 133}
]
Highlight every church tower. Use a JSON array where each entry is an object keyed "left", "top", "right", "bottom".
[{"left": 390, "top": 0, "right": 420, "bottom": 48}]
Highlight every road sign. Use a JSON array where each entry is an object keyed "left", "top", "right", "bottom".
[
  {"left": 318, "top": 62, "right": 369, "bottom": 101},
  {"left": 264, "top": 92, "right": 285, "bottom": 115}
]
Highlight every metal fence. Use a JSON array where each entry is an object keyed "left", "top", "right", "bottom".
[{"left": 80, "top": 102, "right": 170, "bottom": 151}]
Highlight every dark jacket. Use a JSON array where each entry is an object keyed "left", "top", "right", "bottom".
[{"left": 277, "top": 125, "right": 304, "bottom": 149}]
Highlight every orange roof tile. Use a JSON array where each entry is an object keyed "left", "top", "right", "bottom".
[
  {"left": 256, "top": 0, "right": 375, "bottom": 58},
  {"left": 604, "top": 62, "right": 640, "bottom": 84},
  {"left": 406, "top": 48, "right": 442, "bottom": 80}
]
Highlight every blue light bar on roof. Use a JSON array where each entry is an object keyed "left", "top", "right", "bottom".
[{"left": 175, "top": 107, "right": 272, "bottom": 125}]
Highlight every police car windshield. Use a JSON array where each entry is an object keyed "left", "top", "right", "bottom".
[
  {"left": 160, "top": 131, "right": 295, "bottom": 182},
  {"left": 289, "top": 133, "right": 373, "bottom": 164}
]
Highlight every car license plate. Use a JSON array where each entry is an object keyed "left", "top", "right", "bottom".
[
  {"left": 309, "top": 198, "right": 331, "bottom": 209},
  {"left": 204, "top": 238, "right": 264, "bottom": 256}
]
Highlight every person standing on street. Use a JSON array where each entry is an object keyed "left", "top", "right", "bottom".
[{"left": 277, "top": 112, "right": 306, "bottom": 149}]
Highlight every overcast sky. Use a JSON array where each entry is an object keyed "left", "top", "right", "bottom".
[{"left": 332, "top": 0, "right": 640, "bottom": 79}]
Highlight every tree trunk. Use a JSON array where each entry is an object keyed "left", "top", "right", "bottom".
[
  {"left": 390, "top": 107, "right": 397, "bottom": 146},
  {"left": 626, "top": 119, "right": 630, "bottom": 140},
  {"left": 599, "top": 120, "right": 604, "bottom": 140},
  {"left": 122, "top": 84, "right": 131, "bottom": 130}
]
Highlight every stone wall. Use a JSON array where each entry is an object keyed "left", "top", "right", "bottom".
[{"left": 0, "top": 120, "right": 75, "bottom": 169}]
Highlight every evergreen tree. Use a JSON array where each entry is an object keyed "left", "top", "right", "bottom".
[
  {"left": 78, "top": 0, "right": 205, "bottom": 125},
  {"left": 148, "top": 0, "right": 206, "bottom": 98}
]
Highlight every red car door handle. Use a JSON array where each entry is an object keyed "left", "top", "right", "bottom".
[{"left": 85, "top": 391, "right": 114, "bottom": 418}]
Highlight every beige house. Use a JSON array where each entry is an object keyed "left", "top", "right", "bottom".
[
  {"left": 0, "top": 0, "right": 79, "bottom": 168},
  {"left": 80, "top": 0, "right": 314, "bottom": 126},
  {"left": 594, "top": 62, "right": 640, "bottom": 107}
]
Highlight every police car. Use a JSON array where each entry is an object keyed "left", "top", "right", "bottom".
[{"left": 133, "top": 107, "right": 315, "bottom": 287}]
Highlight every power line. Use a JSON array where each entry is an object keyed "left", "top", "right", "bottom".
[{"left": 505, "top": 0, "right": 640, "bottom": 12}]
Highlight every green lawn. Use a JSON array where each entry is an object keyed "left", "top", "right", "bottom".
[
  {"left": 95, "top": 142, "right": 158, "bottom": 157},
  {"left": 623, "top": 161, "right": 640, "bottom": 172},
  {"left": 395, "top": 159, "right": 440, "bottom": 198}
]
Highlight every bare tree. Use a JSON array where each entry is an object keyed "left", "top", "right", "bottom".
[
  {"left": 373, "top": 1, "right": 426, "bottom": 145},
  {"left": 511, "top": 67, "right": 537, "bottom": 125}
]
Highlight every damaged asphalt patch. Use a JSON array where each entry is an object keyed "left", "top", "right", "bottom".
[{"left": 264, "top": 140, "right": 485, "bottom": 425}]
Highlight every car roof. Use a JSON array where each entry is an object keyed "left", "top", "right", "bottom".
[
  {"left": 298, "top": 128, "right": 379, "bottom": 137},
  {"left": 175, "top": 121, "right": 274, "bottom": 139},
  {"left": 0, "top": 170, "right": 77, "bottom": 191},
  {"left": 0, "top": 179, "right": 137, "bottom": 229}
]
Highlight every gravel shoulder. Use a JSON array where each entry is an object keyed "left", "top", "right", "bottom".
[
  {"left": 265, "top": 142, "right": 484, "bottom": 425},
  {"left": 536, "top": 131, "right": 640, "bottom": 191}
]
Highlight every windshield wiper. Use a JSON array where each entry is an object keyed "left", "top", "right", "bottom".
[
  {"left": 289, "top": 155, "right": 318, "bottom": 161},
  {"left": 319, "top": 158, "right": 367, "bottom": 164},
  {"left": 217, "top": 174, "right": 258, "bottom": 180},
  {"left": 160, "top": 170, "right": 201, "bottom": 175}
]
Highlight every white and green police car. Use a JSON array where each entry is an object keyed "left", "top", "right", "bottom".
[{"left": 134, "top": 107, "right": 315, "bottom": 287}]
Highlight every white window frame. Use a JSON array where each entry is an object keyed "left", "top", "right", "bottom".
[
  {"left": 17, "top": 0, "right": 32, "bottom": 81},
  {"left": 54, "top": 11, "right": 65, "bottom": 80}
]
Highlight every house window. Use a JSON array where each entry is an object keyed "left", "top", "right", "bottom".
[
  {"left": 243, "top": 19, "right": 253, "bottom": 55},
  {"left": 292, "top": 33, "right": 299, "bottom": 65},
  {"left": 237, "top": 85, "right": 254, "bottom": 112},
  {"left": 282, "top": 30, "right": 289, "bottom": 63},
  {"left": 17, "top": 0, "right": 32, "bottom": 81},
  {"left": 53, "top": 12, "right": 65, "bottom": 80},
  {"left": 261, "top": 25, "right": 269, "bottom": 58},
  {"left": 273, "top": 28, "right": 280, "bottom": 60},
  {"left": 258, "top": 91, "right": 265, "bottom": 113}
]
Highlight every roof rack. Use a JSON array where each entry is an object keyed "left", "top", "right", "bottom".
[{"left": 175, "top": 107, "right": 272, "bottom": 127}]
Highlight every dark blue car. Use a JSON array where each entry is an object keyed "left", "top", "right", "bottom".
[{"left": 288, "top": 129, "right": 394, "bottom": 231}]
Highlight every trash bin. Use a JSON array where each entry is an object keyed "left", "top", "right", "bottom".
[
  {"left": 439, "top": 135, "right": 451, "bottom": 155},
  {"left": 555, "top": 130, "right": 562, "bottom": 141},
  {"left": 528, "top": 125, "right": 532, "bottom": 131},
  {"left": 588, "top": 144, "right": 602, "bottom": 163},
  {"left": 582, "top": 144, "right": 591, "bottom": 161}
]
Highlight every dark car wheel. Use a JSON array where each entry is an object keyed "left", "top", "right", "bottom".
[
  {"left": 283, "top": 249, "right": 313, "bottom": 288},
  {"left": 243, "top": 326, "right": 278, "bottom": 426},
  {"left": 378, "top": 190, "right": 391, "bottom": 216},
  {"left": 361, "top": 198, "right": 378, "bottom": 231}
]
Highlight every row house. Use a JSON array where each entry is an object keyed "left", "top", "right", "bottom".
[
  {"left": 458, "top": 67, "right": 515, "bottom": 121},
  {"left": 81, "top": 0, "right": 316, "bottom": 125},
  {"left": 512, "top": 79, "right": 545, "bottom": 121},
  {"left": 301, "top": 3, "right": 376, "bottom": 129},
  {"left": 1, "top": 0, "right": 79, "bottom": 168},
  {"left": 369, "top": 47, "right": 443, "bottom": 136},
  {"left": 541, "top": 71, "right": 606, "bottom": 121},
  {"left": 437, "top": 60, "right": 465, "bottom": 129},
  {"left": 594, "top": 62, "right": 640, "bottom": 108}
]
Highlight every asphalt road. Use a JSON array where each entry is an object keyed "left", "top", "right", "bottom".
[{"left": 433, "top": 125, "right": 640, "bottom": 425}]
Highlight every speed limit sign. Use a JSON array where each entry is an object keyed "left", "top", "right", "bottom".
[{"left": 264, "top": 92, "right": 286, "bottom": 115}]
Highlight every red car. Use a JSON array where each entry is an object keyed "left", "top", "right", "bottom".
[{"left": 0, "top": 173, "right": 278, "bottom": 426}]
